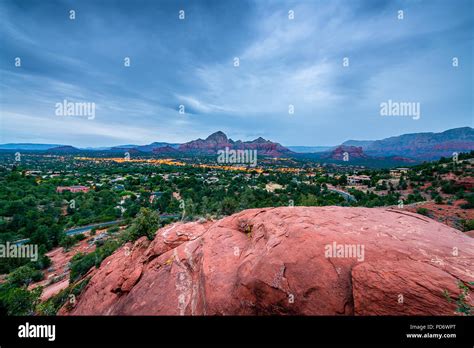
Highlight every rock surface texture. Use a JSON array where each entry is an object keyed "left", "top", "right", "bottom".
[{"left": 61, "top": 207, "right": 474, "bottom": 315}]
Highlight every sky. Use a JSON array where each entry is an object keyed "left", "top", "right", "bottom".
[{"left": 0, "top": 0, "right": 473, "bottom": 147}]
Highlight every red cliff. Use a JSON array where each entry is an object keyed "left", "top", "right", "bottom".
[{"left": 61, "top": 206, "right": 474, "bottom": 315}]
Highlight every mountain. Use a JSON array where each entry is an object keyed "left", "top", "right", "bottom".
[
  {"left": 152, "top": 145, "right": 181, "bottom": 155},
  {"left": 110, "top": 144, "right": 139, "bottom": 150},
  {"left": 341, "top": 140, "right": 375, "bottom": 148},
  {"left": 1, "top": 127, "right": 472, "bottom": 160},
  {"left": 0, "top": 143, "right": 63, "bottom": 150},
  {"left": 178, "top": 131, "right": 232, "bottom": 153},
  {"left": 60, "top": 206, "right": 474, "bottom": 315},
  {"left": 179, "top": 131, "right": 294, "bottom": 157},
  {"left": 325, "top": 145, "right": 368, "bottom": 160},
  {"left": 109, "top": 142, "right": 180, "bottom": 153},
  {"left": 136, "top": 142, "right": 180, "bottom": 152},
  {"left": 294, "top": 145, "right": 417, "bottom": 167},
  {"left": 47, "top": 145, "right": 80, "bottom": 153},
  {"left": 349, "top": 127, "right": 474, "bottom": 160},
  {"left": 287, "top": 146, "right": 333, "bottom": 153},
  {"left": 82, "top": 146, "right": 112, "bottom": 151}
]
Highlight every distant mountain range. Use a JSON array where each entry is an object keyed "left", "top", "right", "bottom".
[
  {"left": 341, "top": 127, "right": 474, "bottom": 160},
  {"left": 111, "top": 142, "right": 180, "bottom": 152},
  {"left": 1, "top": 127, "right": 472, "bottom": 162},
  {"left": 287, "top": 146, "right": 333, "bottom": 153},
  {"left": 0, "top": 143, "right": 63, "bottom": 150}
]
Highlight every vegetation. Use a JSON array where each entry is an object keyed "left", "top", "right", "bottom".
[
  {"left": 69, "top": 239, "right": 120, "bottom": 282},
  {"left": 125, "top": 208, "right": 160, "bottom": 241},
  {"left": 0, "top": 150, "right": 472, "bottom": 315},
  {"left": 37, "top": 278, "right": 90, "bottom": 315},
  {"left": 443, "top": 281, "right": 473, "bottom": 316},
  {"left": 0, "top": 265, "right": 43, "bottom": 315}
]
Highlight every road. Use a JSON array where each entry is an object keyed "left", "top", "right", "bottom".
[{"left": 12, "top": 220, "right": 123, "bottom": 245}]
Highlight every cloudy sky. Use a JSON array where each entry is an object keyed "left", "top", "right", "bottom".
[{"left": 0, "top": 0, "right": 472, "bottom": 147}]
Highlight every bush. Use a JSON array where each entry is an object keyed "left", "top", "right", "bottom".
[
  {"left": 69, "top": 239, "right": 120, "bottom": 282},
  {"left": 7, "top": 265, "right": 43, "bottom": 287},
  {"left": 69, "top": 253, "right": 96, "bottom": 282},
  {"left": 126, "top": 208, "right": 160, "bottom": 241},
  {"left": 462, "top": 219, "right": 474, "bottom": 232},
  {"left": 59, "top": 236, "right": 77, "bottom": 250},
  {"left": 461, "top": 194, "right": 474, "bottom": 209},
  {"left": 74, "top": 234, "right": 86, "bottom": 242},
  {"left": 416, "top": 208, "right": 430, "bottom": 216},
  {"left": 107, "top": 226, "right": 119, "bottom": 234},
  {"left": 0, "top": 265, "right": 43, "bottom": 315},
  {"left": 0, "top": 286, "right": 42, "bottom": 315},
  {"left": 37, "top": 277, "right": 90, "bottom": 315}
]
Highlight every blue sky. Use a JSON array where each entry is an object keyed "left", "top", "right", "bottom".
[{"left": 0, "top": 0, "right": 472, "bottom": 147}]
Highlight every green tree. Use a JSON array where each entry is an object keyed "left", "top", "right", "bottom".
[{"left": 127, "top": 208, "right": 160, "bottom": 241}]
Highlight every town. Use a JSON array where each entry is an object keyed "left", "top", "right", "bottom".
[{"left": 0, "top": 149, "right": 472, "bottom": 315}]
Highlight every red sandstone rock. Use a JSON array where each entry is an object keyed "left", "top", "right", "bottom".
[
  {"left": 60, "top": 207, "right": 474, "bottom": 315},
  {"left": 465, "top": 230, "right": 474, "bottom": 238}
]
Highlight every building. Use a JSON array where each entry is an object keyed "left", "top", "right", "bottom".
[
  {"left": 149, "top": 191, "right": 163, "bottom": 203},
  {"left": 347, "top": 175, "right": 371, "bottom": 186},
  {"left": 265, "top": 183, "right": 283, "bottom": 193},
  {"left": 56, "top": 185, "right": 90, "bottom": 193},
  {"left": 377, "top": 178, "right": 400, "bottom": 186},
  {"left": 390, "top": 168, "right": 409, "bottom": 178},
  {"left": 205, "top": 176, "right": 219, "bottom": 184}
]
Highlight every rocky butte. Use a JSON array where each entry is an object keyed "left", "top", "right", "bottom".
[
  {"left": 178, "top": 131, "right": 294, "bottom": 157},
  {"left": 61, "top": 207, "right": 474, "bottom": 315}
]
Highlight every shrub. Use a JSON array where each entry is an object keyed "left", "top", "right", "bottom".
[
  {"left": 37, "top": 277, "right": 90, "bottom": 315},
  {"left": 69, "top": 253, "right": 95, "bottom": 282},
  {"left": 69, "top": 240, "right": 120, "bottom": 282},
  {"left": 107, "top": 226, "right": 119, "bottom": 234},
  {"left": 435, "top": 195, "right": 444, "bottom": 204},
  {"left": 7, "top": 265, "right": 43, "bottom": 287},
  {"left": 127, "top": 208, "right": 160, "bottom": 241},
  {"left": 461, "top": 194, "right": 474, "bottom": 209},
  {"left": 0, "top": 286, "right": 42, "bottom": 315},
  {"left": 462, "top": 219, "right": 474, "bottom": 232},
  {"left": 59, "top": 236, "right": 77, "bottom": 250},
  {"left": 74, "top": 234, "right": 86, "bottom": 242},
  {"left": 416, "top": 208, "right": 430, "bottom": 216}
]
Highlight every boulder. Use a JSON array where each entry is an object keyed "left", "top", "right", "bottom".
[{"left": 61, "top": 207, "right": 474, "bottom": 315}]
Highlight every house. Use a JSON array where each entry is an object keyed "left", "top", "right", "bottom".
[
  {"left": 56, "top": 185, "right": 90, "bottom": 193},
  {"left": 25, "top": 170, "right": 42, "bottom": 176},
  {"left": 149, "top": 191, "right": 163, "bottom": 203},
  {"left": 265, "top": 183, "right": 283, "bottom": 193},
  {"left": 347, "top": 175, "right": 371, "bottom": 186},
  {"left": 377, "top": 178, "right": 400, "bottom": 186},
  {"left": 205, "top": 176, "right": 219, "bottom": 184},
  {"left": 390, "top": 168, "right": 409, "bottom": 178}
]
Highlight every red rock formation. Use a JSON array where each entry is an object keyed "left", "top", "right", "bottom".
[
  {"left": 61, "top": 207, "right": 474, "bottom": 316},
  {"left": 178, "top": 131, "right": 293, "bottom": 157},
  {"left": 152, "top": 145, "right": 179, "bottom": 155},
  {"left": 328, "top": 145, "right": 368, "bottom": 160}
]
